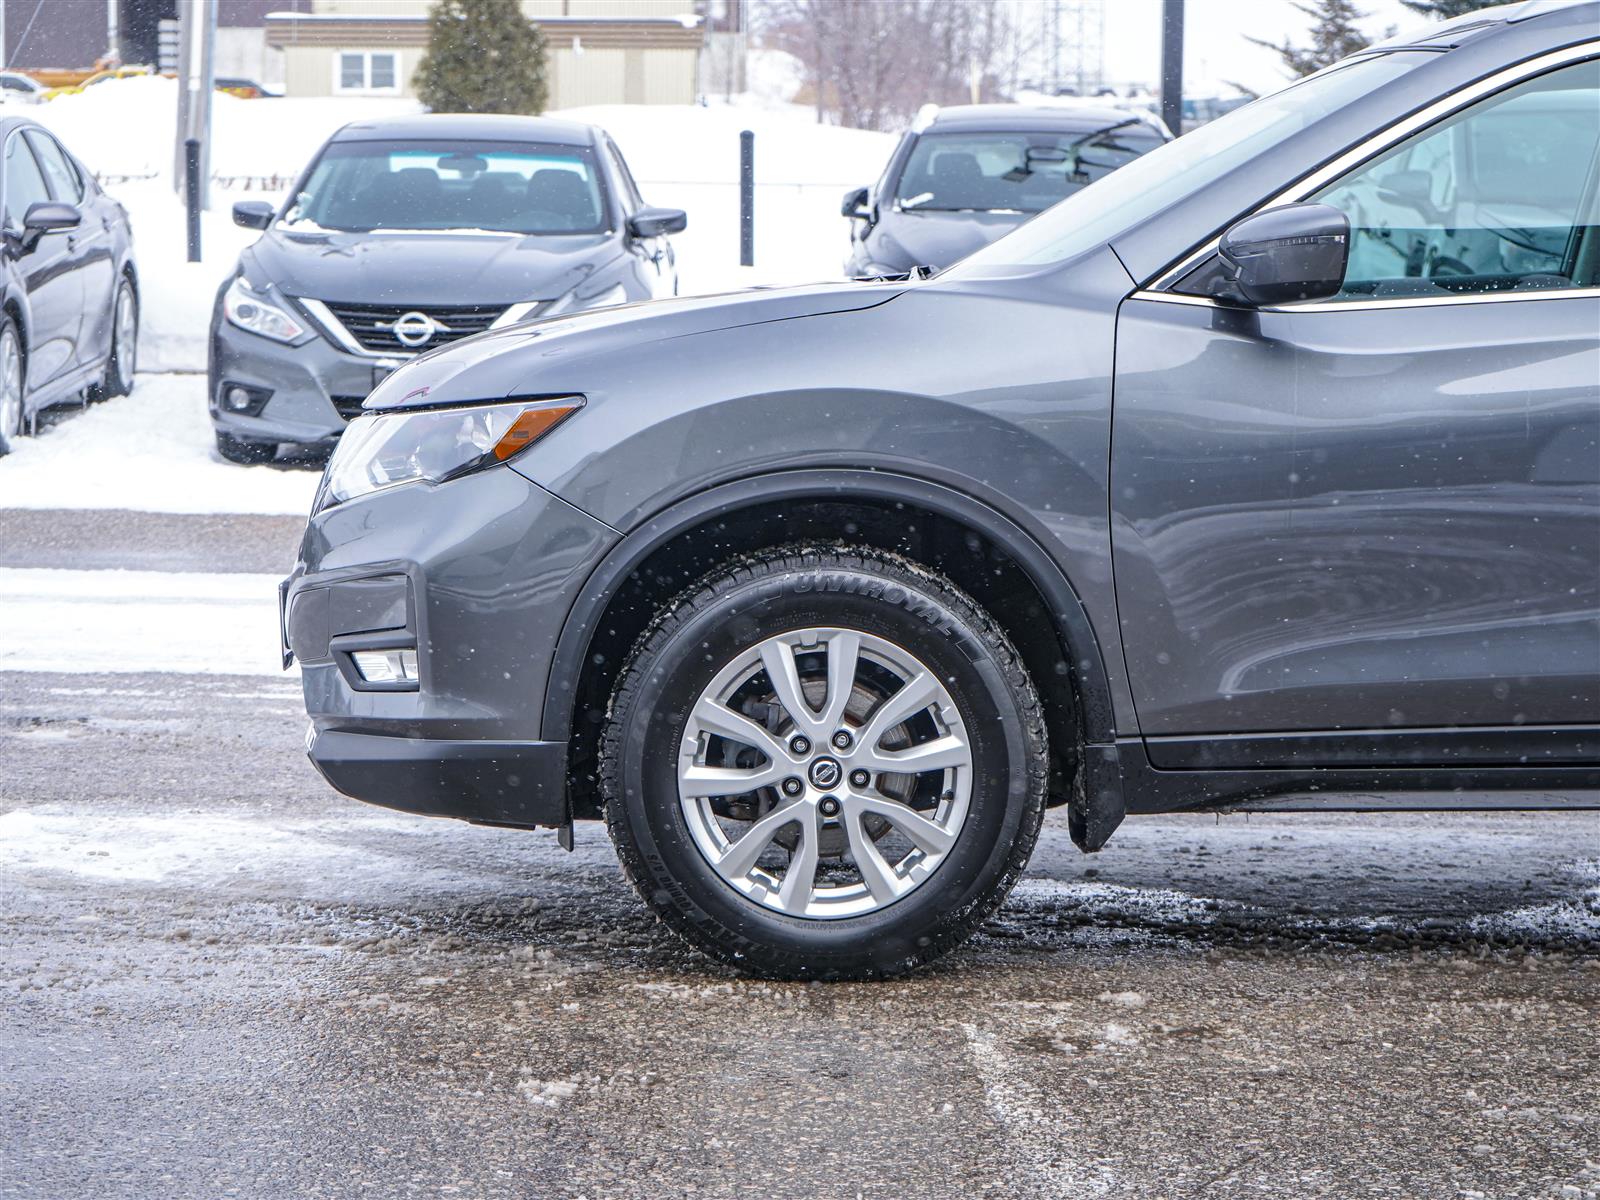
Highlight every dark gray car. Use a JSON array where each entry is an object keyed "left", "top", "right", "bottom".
[
  {"left": 842, "top": 103, "right": 1169, "bottom": 277},
  {"left": 209, "top": 113, "right": 684, "bottom": 463},
  {"left": 284, "top": 2, "right": 1600, "bottom": 979}
]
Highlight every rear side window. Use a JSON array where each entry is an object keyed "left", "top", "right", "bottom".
[
  {"left": 26, "top": 131, "right": 84, "bottom": 203},
  {"left": 3, "top": 133, "right": 51, "bottom": 228},
  {"left": 1314, "top": 58, "right": 1600, "bottom": 297}
]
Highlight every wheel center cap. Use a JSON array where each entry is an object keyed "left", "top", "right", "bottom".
[{"left": 808, "top": 757, "right": 842, "bottom": 789}]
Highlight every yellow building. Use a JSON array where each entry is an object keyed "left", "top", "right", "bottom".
[{"left": 265, "top": 0, "right": 705, "bottom": 107}]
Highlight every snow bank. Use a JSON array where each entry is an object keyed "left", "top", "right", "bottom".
[
  {"left": 0, "top": 566, "right": 286, "bottom": 675},
  {"left": 0, "top": 373, "right": 319, "bottom": 515}
]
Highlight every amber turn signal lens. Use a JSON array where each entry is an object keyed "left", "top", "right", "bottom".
[{"left": 492, "top": 401, "right": 582, "bottom": 461}]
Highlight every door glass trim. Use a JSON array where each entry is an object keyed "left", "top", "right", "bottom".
[
  {"left": 1148, "top": 40, "right": 1600, "bottom": 294},
  {"left": 1130, "top": 284, "right": 1600, "bottom": 312}
]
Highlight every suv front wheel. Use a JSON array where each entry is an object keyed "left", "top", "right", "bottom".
[{"left": 602, "top": 545, "right": 1047, "bottom": 979}]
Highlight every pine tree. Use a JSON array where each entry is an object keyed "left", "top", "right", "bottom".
[
  {"left": 1400, "top": 0, "right": 1499, "bottom": 16},
  {"left": 415, "top": 0, "right": 549, "bottom": 115},
  {"left": 1249, "top": 0, "right": 1371, "bottom": 78}
]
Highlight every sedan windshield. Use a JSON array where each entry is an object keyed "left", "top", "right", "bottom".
[
  {"left": 944, "top": 52, "right": 1427, "bottom": 276},
  {"left": 282, "top": 139, "right": 609, "bottom": 235},
  {"left": 895, "top": 125, "right": 1165, "bottom": 214}
]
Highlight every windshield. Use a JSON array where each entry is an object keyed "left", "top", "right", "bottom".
[
  {"left": 282, "top": 139, "right": 609, "bottom": 235},
  {"left": 895, "top": 124, "right": 1165, "bottom": 215},
  {"left": 944, "top": 53, "right": 1425, "bottom": 276}
]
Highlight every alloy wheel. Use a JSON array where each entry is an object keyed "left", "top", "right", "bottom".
[
  {"left": 0, "top": 328, "right": 22, "bottom": 444},
  {"left": 677, "top": 626, "right": 972, "bottom": 919}
]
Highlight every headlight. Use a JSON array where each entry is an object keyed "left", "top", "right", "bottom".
[
  {"left": 223, "top": 276, "right": 306, "bottom": 343},
  {"left": 316, "top": 397, "right": 582, "bottom": 511},
  {"left": 543, "top": 282, "right": 629, "bottom": 317}
]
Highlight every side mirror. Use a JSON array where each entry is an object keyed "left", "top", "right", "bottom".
[
  {"left": 841, "top": 186, "right": 871, "bottom": 221},
  {"left": 23, "top": 201, "right": 80, "bottom": 234},
  {"left": 628, "top": 206, "right": 687, "bottom": 238},
  {"left": 1218, "top": 202, "right": 1349, "bottom": 307},
  {"left": 13, "top": 201, "right": 80, "bottom": 253},
  {"left": 233, "top": 200, "right": 275, "bottom": 230}
]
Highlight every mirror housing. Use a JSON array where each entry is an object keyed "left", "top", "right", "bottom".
[
  {"left": 841, "top": 186, "right": 871, "bottom": 221},
  {"left": 1218, "top": 203, "right": 1350, "bottom": 306},
  {"left": 13, "top": 201, "right": 80, "bottom": 253},
  {"left": 232, "top": 200, "right": 275, "bottom": 230},
  {"left": 628, "top": 206, "right": 687, "bottom": 239}
]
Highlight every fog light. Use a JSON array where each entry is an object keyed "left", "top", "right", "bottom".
[
  {"left": 218, "top": 381, "right": 271, "bottom": 417},
  {"left": 350, "top": 648, "right": 418, "bottom": 684}
]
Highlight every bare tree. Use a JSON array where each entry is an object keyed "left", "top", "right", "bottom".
[{"left": 756, "top": 0, "right": 1020, "bottom": 130}]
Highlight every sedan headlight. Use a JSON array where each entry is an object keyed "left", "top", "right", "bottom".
[
  {"left": 223, "top": 276, "right": 306, "bottom": 343},
  {"left": 317, "top": 397, "right": 582, "bottom": 511}
]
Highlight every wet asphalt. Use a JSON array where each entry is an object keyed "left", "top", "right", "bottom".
[{"left": 2, "top": 507, "right": 1598, "bottom": 1199}]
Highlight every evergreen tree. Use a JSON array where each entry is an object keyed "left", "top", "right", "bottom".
[
  {"left": 1401, "top": 0, "right": 1499, "bottom": 16},
  {"left": 1249, "top": 0, "right": 1371, "bottom": 78},
  {"left": 415, "top": 0, "right": 549, "bottom": 115}
]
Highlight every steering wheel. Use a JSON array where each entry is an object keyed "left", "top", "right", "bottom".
[{"left": 1425, "top": 254, "right": 1474, "bottom": 278}]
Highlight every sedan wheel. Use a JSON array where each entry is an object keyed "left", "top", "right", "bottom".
[
  {"left": 97, "top": 280, "right": 137, "bottom": 400},
  {"left": 0, "top": 322, "right": 24, "bottom": 455},
  {"left": 602, "top": 545, "right": 1048, "bottom": 979}
]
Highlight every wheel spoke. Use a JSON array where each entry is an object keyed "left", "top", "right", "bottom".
[
  {"left": 690, "top": 696, "right": 788, "bottom": 763},
  {"left": 860, "top": 734, "right": 969, "bottom": 776},
  {"left": 774, "top": 806, "right": 822, "bottom": 914},
  {"left": 680, "top": 761, "right": 786, "bottom": 799},
  {"left": 818, "top": 630, "right": 861, "bottom": 733},
  {"left": 844, "top": 807, "right": 907, "bottom": 904},
  {"left": 760, "top": 639, "right": 819, "bottom": 734},
  {"left": 858, "top": 669, "right": 941, "bottom": 750},
  {"left": 716, "top": 800, "right": 804, "bottom": 878},
  {"left": 850, "top": 793, "right": 956, "bottom": 856}
]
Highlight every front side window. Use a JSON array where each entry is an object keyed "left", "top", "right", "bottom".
[
  {"left": 3, "top": 134, "right": 51, "bottom": 229},
  {"left": 894, "top": 126, "right": 1164, "bottom": 216},
  {"left": 336, "top": 51, "right": 400, "bottom": 95},
  {"left": 1313, "top": 58, "right": 1600, "bottom": 298},
  {"left": 283, "top": 139, "right": 608, "bottom": 235},
  {"left": 27, "top": 132, "right": 84, "bottom": 203}
]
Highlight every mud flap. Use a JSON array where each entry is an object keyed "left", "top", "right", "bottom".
[{"left": 1070, "top": 742, "right": 1125, "bottom": 852}]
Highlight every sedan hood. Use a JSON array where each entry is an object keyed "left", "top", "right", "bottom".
[
  {"left": 363, "top": 282, "right": 907, "bottom": 412},
  {"left": 877, "top": 209, "right": 1026, "bottom": 272},
  {"left": 241, "top": 227, "right": 616, "bottom": 306}
]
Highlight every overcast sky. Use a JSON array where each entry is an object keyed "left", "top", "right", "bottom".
[{"left": 1095, "top": 0, "right": 1421, "bottom": 95}]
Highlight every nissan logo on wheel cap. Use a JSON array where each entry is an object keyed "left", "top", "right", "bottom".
[
  {"left": 391, "top": 311, "right": 437, "bottom": 348},
  {"left": 808, "top": 758, "right": 842, "bottom": 789}
]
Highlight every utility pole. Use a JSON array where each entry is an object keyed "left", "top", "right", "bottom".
[
  {"left": 106, "top": 0, "right": 120, "bottom": 65},
  {"left": 1161, "top": 0, "right": 1185, "bottom": 137}
]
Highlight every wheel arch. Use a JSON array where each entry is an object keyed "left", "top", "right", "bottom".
[{"left": 546, "top": 469, "right": 1124, "bottom": 844}]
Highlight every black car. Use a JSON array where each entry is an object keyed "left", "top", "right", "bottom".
[
  {"left": 209, "top": 113, "right": 685, "bottom": 464},
  {"left": 0, "top": 117, "right": 138, "bottom": 454},
  {"left": 842, "top": 103, "right": 1169, "bottom": 277}
]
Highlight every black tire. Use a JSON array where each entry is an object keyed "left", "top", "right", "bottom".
[
  {"left": 602, "top": 545, "right": 1048, "bottom": 979},
  {"left": 215, "top": 431, "right": 275, "bottom": 465},
  {"left": 0, "top": 316, "right": 24, "bottom": 457},
  {"left": 91, "top": 277, "right": 138, "bottom": 401}
]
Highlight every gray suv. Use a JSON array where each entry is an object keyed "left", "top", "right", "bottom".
[
  {"left": 209, "top": 114, "right": 684, "bottom": 463},
  {"left": 284, "top": 1, "right": 1600, "bottom": 979}
]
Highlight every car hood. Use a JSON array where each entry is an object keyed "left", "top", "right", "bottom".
[
  {"left": 876, "top": 209, "right": 1028, "bottom": 271},
  {"left": 240, "top": 227, "right": 617, "bottom": 306},
  {"left": 363, "top": 281, "right": 907, "bottom": 412}
]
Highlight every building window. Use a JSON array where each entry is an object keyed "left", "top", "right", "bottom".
[{"left": 334, "top": 51, "right": 400, "bottom": 95}]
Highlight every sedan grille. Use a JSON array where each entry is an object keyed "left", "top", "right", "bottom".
[{"left": 317, "top": 301, "right": 507, "bottom": 353}]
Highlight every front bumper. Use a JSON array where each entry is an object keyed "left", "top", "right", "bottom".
[
  {"left": 284, "top": 465, "right": 618, "bottom": 828},
  {"left": 211, "top": 320, "right": 405, "bottom": 447},
  {"left": 308, "top": 729, "right": 568, "bottom": 829}
]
